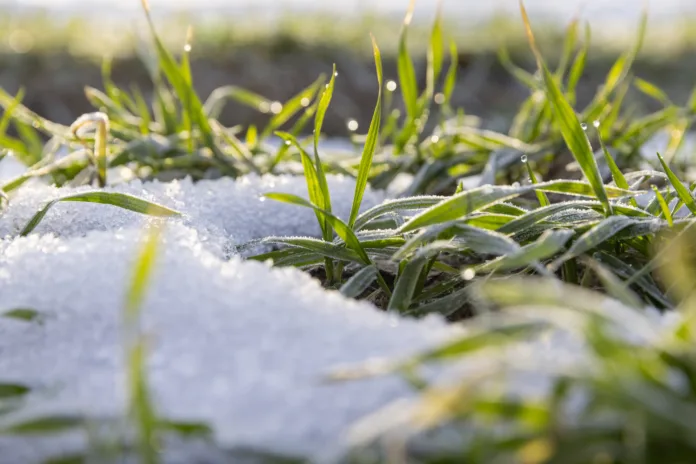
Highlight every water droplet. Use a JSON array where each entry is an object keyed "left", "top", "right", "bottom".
[
  {"left": 386, "top": 80, "right": 397, "bottom": 92},
  {"left": 300, "top": 97, "right": 310, "bottom": 107},
  {"left": 430, "top": 135, "right": 440, "bottom": 144},
  {"left": 258, "top": 102, "right": 270, "bottom": 113},
  {"left": 512, "top": 181, "right": 520, "bottom": 188},
  {"left": 183, "top": 44, "right": 192, "bottom": 52},
  {"left": 593, "top": 120, "right": 601, "bottom": 128},
  {"left": 31, "top": 121, "right": 40, "bottom": 129},
  {"left": 258, "top": 196, "right": 266, "bottom": 202},
  {"left": 463, "top": 268, "right": 476, "bottom": 281},
  {"left": 270, "top": 101, "right": 283, "bottom": 114},
  {"left": 284, "top": 140, "right": 291, "bottom": 146},
  {"left": 434, "top": 93, "right": 445, "bottom": 105},
  {"left": 581, "top": 123, "right": 588, "bottom": 131},
  {"left": 521, "top": 155, "right": 528, "bottom": 163},
  {"left": 346, "top": 119, "right": 359, "bottom": 132},
  {"left": 325, "top": 84, "right": 330, "bottom": 89},
  {"left": 334, "top": 71, "right": 339, "bottom": 77}
]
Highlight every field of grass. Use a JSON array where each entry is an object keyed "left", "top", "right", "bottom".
[
  {"left": 3, "top": 0, "right": 696, "bottom": 462},
  {"left": 3, "top": 6, "right": 696, "bottom": 138}
]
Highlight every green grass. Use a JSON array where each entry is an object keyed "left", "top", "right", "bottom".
[{"left": 4, "top": 0, "right": 696, "bottom": 462}]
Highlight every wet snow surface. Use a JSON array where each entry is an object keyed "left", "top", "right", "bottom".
[{"left": 0, "top": 155, "right": 680, "bottom": 463}]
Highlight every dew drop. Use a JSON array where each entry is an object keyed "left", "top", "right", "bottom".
[
  {"left": 463, "top": 268, "right": 476, "bottom": 281},
  {"left": 183, "top": 44, "right": 192, "bottom": 52},
  {"left": 334, "top": 71, "right": 339, "bottom": 77},
  {"left": 347, "top": 119, "right": 359, "bottom": 131},
  {"left": 300, "top": 97, "right": 310, "bottom": 107},
  {"left": 258, "top": 196, "right": 266, "bottom": 202},
  {"left": 31, "top": 121, "right": 40, "bottom": 129},
  {"left": 386, "top": 80, "right": 398, "bottom": 92},
  {"left": 258, "top": 102, "right": 270, "bottom": 113},
  {"left": 521, "top": 155, "right": 528, "bottom": 163},
  {"left": 430, "top": 135, "right": 440, "bottom": 143},
  {"left": 434, "top": 93, "right": 445, "bottom": 105},
  {"left": 270, "top": 101, "right": 283, "bottom": 114},
  {"left": 581, "top": 123, "right": 588, "bottom": 131},
  {"left": 512, "top": 181, "right": 520, "bottom": 188},
  {"left": 284, "top": 140, "right": 291, "bottom": 146},
  {"left": 593, "top": 120, "right": 601, "bottom": 128}
]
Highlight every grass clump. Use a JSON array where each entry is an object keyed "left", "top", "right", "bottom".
[{"left": 251, "top": 1, "right": 696, "bottom": 320}]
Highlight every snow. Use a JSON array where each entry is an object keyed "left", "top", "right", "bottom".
[
  {"left": 0, "top": 158, "right": 445, "bottom": 462},
  {"left": 0, "top": 173, "right": 386, "bottom": 258},
  {"left": 0, "top": 155, "right": 684, "bottom": 462},
  {"left": 0, "top": 153, "right": 28, "bottom": 183},
  {"left": 0, "top": 225, "right": 462, "bottom": 463}
]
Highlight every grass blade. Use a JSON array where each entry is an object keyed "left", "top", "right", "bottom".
[
  {"left": 549, "top": 216, "right": 647, "bottom": 270},
  {"left": 261, "top": 75, "right": 325, "bottom": 139},
  {"left": 124, "top": 222, "right": 162, "bottom": 464},
  {"left": 519, "top": 0, "right": 612, "bottom": 215},
  {"left": 399, "top": 185, "right": 532, "bottom": 233},
  {"left": 349, "top": 36, "right": 383, "bottom": 228},
  {"left": 556, "top": 18, "right": 578, "bottom": 79},
  {"left": 408, "top": 287, "right": 469, "bottom": 317},
  {"left": 411, "top": 321, "right": 545, "bottom": 364},
  {"left": 354, "top": 196, "right": 444, "bottom": 231},
  {"left": 566, "top": 23, "right": 590, "bottom": 102},
  {"left": 2, "top": 308, "right": 42, "bottom": 322},
  {"left": 264, "top": 192, "right": 392, "bottom": 294},
  {"left": 523, "top": 155, "right": 550, "bottom": 207},
  {"left": 340, "top": 265, "right": 378, "bottom": 298},
  {"left": 477, "top": 229, "right": 574, "bottom": 274},
  {"left": 203, "top": 86, "right": 269, "bottom": 119},
  {"left": 442, "top": 39, "right": 459, "bottom": 110},
  {"left": 400, "top": 180, "right": 638, "bottom": 234},
  {"left": 313, "top": 65, "right": 337, "bottom": 237},
  {"left": 426, "top": 4, "right": 445, "bottom": 100},
  {"left": 276, "top": 131, "right": 327, "bottom": 229},
  {"left": 634, "top": 78, "right": 671, "bottom": 106},
  {"left": 20, "top": 192, "right": 181, "bottom": 236},
  {"left": 263, "top": 193, "right": 370, "bottom": 264},
  {"left": 258, "top": 237, "right": 361, "bottom": 263},
  {"left": 140, "top": 0, "right": 224, "bottom": 166},
  {"left": 584, "top": 257, "right": 644, "bottom": 309},
  {"left": 657, "top": 152, "right": 696, "bottom": 215},
  {"left": 652, "top": 185, "right": 673, "bottom": 227},
  {"left": 398, "top": 0, "right": 418, "bottom": 122},
  {"left": 388, "top": 256, "right": 428, "bottom": 313},
  {"left": 0, "top": 415, "right": 83, "bottom": 435},
  {"left": 594, "top": 121, "right": 637, "bottom": 208}
]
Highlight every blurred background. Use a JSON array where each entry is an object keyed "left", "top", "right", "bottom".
[{"left": 1, "top": 0, "right": 695, "bottom": 136}]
